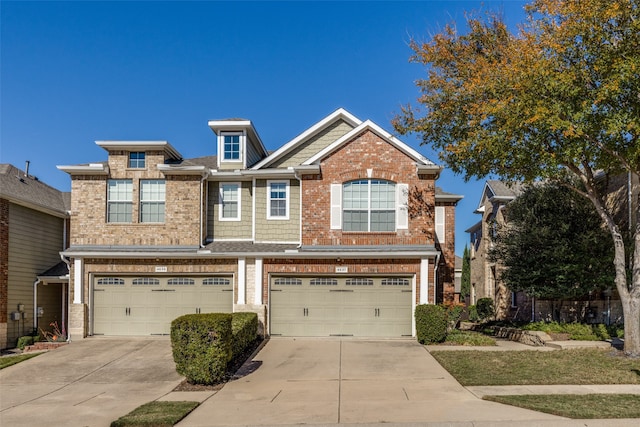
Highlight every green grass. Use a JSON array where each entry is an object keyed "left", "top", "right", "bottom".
[
  {"left": 0, "top": 353, "right": 41, "bottom": 369},
  {"left": 442, "top": 330, "right": 497, "bottom": 346},
  {"left": 110, "top": 401, "right": 199, "bottom": 427},
  {"left": 431, "top": 348, "right": 640, "bottom": 386},
  {"left": 484, "top": 394, "right": 640, "bottom": 419}
]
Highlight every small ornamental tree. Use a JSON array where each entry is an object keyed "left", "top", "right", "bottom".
[
  {"left": 461, "top": 245, "right": 471, "bottom": 302},
  {"left": 394, "top": 0, "right": 640, "bottom": 356}
]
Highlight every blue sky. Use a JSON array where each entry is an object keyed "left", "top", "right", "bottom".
[{"left": 0, "top": 0, "right": 527, "bottom": 256}]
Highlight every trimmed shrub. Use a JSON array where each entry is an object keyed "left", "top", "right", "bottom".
[
  {"left": 170, "top": 313, "right": 232, "bottom": 385},
  {"left": 467, "top": 305, "right": 479, "bottom": 322},
  {"left": 231, "top": 312, "right": 258, "bottom": 359},
  {"left": 415, "top": 304, "right": 448, "bottom": 344},
  {"left": 476, "top": 298, "right": 495, "bottom": 321},
  {"left": 16, "top": 335, "right": 34, "bottom": 350}
]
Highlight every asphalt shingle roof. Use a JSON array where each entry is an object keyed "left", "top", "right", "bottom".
[{"left": 0, "top": 164, "right": 68, "bottom": 215}]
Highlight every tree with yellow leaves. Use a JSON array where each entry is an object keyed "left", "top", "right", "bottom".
[{"left": 394, "top": 0, "right": 640, "bottom": 355}]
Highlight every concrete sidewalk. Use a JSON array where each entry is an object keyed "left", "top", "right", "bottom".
[{"left": 175, "top": 339, "right": 563, "bottom": 426}]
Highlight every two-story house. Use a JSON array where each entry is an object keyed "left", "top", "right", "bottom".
[
  {"left": 1, "top": 163, "right": 70, "bottom": 349},
  {"left": 58, "top": 109, "right": 462, "bottom": 339},
  {"left": 466, "top": 180, "right": 527, "bottom": 320}
]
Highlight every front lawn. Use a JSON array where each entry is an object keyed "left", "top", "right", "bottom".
[
  {"left": 110, "top": 401, "right": 199, "bottom": 427},
  {"left": 441, "top": 330, "right": 496, "bottom": 346},
  {"left": 485, "top": 394, "right": 640, "bottom": 419},
  {"left": 430, "top": 348, "right": 640, "bottom": 386},
  {"left": 0, "top": 353, "right": 41, "bottom": 369}
]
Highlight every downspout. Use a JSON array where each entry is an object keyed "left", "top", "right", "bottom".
[
  {"left": 200, "top": 172, "right": 208, "bottom": 248},
  {"left": 33, "top": 279, "right": 41, "bottom": 333},
  {"left": 252, "top": 177, "right": 256, "bottom": 242},
  {"left": 294, "top": 170, "right": 302, "bottom": 248},
  {"left": 433, "top": 252, "right": 441, "bottom": 304}
]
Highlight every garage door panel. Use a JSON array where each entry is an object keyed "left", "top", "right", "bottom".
[
  {"left": 270, "top": 276, "right": 413, "bottom": 337},
  {"left": 93, "top": 275, "right": 234, "bottom": 336}
]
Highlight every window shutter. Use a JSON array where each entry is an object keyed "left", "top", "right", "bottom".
[
  {"left": 330, "top": 184, "right": 342, "bottom": 229},
  {"left": 435, "top": 206, "right": 445, "bottom": 243},
  {"left": 396, "top": 183, "right": 409, "bottom": 229}
]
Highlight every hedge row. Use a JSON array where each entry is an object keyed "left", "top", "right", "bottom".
[{"left": 170, "top": 312, "right": 258, "bottom": 385}]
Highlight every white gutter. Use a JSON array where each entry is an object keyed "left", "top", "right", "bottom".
[{"left": 61, "top": 249, "right": 440, "bottom": 259}]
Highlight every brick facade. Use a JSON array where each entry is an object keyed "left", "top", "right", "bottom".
[
  {"left": 61, "top": 110, "right": 461, "bottom": 338},
  {"left": 302, "top": 130, "right": 436, "bottom": 246}
]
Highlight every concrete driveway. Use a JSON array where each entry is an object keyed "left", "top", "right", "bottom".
[
  {"left": 178, "top": 338, "right": 562, "bottom": 426},
  {"left": 0, "top": 337, "right": 182, "bottom": 427}
]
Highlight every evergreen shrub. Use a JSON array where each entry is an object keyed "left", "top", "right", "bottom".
[
  {"left": 170, "top": 313, "right": 232, "bottom": 385},
  {"left": 476, "top": 298, "right": 495, "bottom": 320},
  {"left": 415, "top": 304, "right": 448, "bottom": 344}
]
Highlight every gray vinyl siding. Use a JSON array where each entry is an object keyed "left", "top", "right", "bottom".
[
  {"left": 255, "top": 179, "right": 300, "bottom": 242},
  {"left": 269, "top": 120, "right": 355, "bottom": 168},
  {"left": 246, "top": 139, "right": 264, "bottom": 168},
  {"left": 208, "top": 182, "right": 253, "bottom": 240},
  {"left": 7, "top": 204, "right": 64, "bottom": 345}
]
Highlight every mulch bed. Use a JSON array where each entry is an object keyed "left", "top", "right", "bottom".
[{"left": 173, "top": 338, "right": 265, "bottom": 392}]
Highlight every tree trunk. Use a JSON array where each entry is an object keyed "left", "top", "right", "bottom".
[{"left": 620, "top": 292, "right": 640, "bottom": 357}]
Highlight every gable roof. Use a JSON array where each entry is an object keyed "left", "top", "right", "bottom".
[
  {"left": 0, "top": 164, "right": 68, "bottom": 218},
  {"left": 251, "top": 108, "right": 362, "bottom": 169},
  {"left": 301, "top": 118, "right": 439, "bottom": 170},
  {"left": 475, "top": 180, "right": 524, "bottom": 213}
]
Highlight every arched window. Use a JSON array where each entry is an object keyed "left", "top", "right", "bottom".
[{"left": 343, "top": 179, "right": 396, "bottom": 231}]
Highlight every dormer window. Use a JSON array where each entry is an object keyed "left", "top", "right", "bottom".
[
  {"left": 222, "top": 133, "right": 242, "bottom": 161},
  {"left": 129, "top": 152, "right": 145, "bottom": 168}
]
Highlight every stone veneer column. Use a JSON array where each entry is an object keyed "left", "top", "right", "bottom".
[{"left": 0, "top": 198, "right": 8, "bottom": 349}]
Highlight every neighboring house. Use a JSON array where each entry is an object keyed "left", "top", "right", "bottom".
[
  {"left": 0, "top": 163, "right": 70, "bottom": 350},
  {"left": 57, "top": 108, "right": 462, "bottom": 339},
  {"left": 466, "top": 180, "right": 528, "bottom": 320},
  {"left": 467, "top": 177, "right": 636, "bottom": 324}
]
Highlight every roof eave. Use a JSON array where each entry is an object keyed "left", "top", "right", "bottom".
[
  {"left": 56, "top": 164, "right": 109, "bottom": 176},
  {"left": 95, "top": 140, "right": 182, "bottom": 160}
]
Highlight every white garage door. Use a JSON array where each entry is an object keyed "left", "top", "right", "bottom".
[
  {"left": 93, "top": 275, "right": 233, "bottom": 336},
  {"left": 270, "top": 276, "right": 413, "bottom": 337}
]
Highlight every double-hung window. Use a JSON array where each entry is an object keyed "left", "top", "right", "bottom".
[
  {"left": 222, "top": 133, "right": 241, "bottom": 161},
  {"left": 129, "top": 152, "right": 145, "bottom": 168},
  {"left": 219, "top": 183, "right": 240, "bottom": 220},
  {"left": 267, "top": 180, "right": 289, "bottom": 219},
  {"left": 343, "top": 179, "right": 396, "bottom": 231},
  {"left": 140, "top": 180, "right": 165, "bottom": 223},
  {"left": 107, "top": 179, "right": 133, "bottom": 223}
]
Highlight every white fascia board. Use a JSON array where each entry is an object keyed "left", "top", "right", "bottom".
[
  {"left": 290, "top": 165, "right": 321, "bottom": 175},
  {"left": 435, "top": 193, "right": 464, "bottom": 203},
  {"left": 251, "top": 108, "right": 362, "bottom": 170},
  {"left": 95, "top": 140, "right": 182, "bottom": 159},
  {"left": 465, "top": 220, "right": 482, "bottom": 233},
  {"left": 302, "top": 120, "right": 437, "bottom": 166},
  {"left": 235, "top": 169, "right": 297, "bottom": 180},
  {"left": 56, "top": 164, "right": 109, "bottom": 175},
  {"left": 476, "top": 181, "right": 494, "bottom": 211},
  {"left": 208, "top": 120, "right": 268, "bottom": 157},
  {"left": 157, "top": 164, "right": 208, "bottom": 175}
]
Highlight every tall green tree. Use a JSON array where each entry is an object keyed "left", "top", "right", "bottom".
[
  {"left": 461, "top": 245, "right": 471, "bottom": 302},
  {"left": 393, "top": 0, "right": 640, "bottom": 355},
  {"left": 489, "top": 182, "right": 614, "bottom": 301}
]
